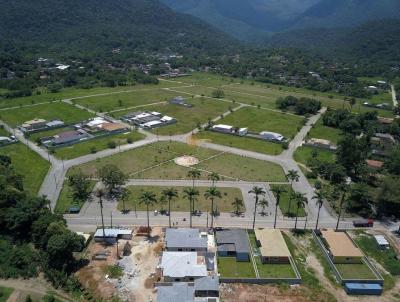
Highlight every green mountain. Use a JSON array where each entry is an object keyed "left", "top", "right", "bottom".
[
  {"left": 161, "top": 0, "right": 400, "bottom": 41},
  {"left": 0, "top": 0, "right": 236, "bottom": 57}
]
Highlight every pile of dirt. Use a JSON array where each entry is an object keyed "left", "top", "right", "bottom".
[{"left": 174, "top": 155, "right": 199, "bottom": 167}]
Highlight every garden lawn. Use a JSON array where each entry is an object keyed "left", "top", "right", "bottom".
[
  {"left": 1, "top": 143, "right": 50, "bottom": 194},
  {"left": 294, "top": 146, "right": 336, "bottom": 167},
  {"left": 53, "top": 131, "right": 145, "bottom": 160},
  {"left": 307, "top": 120, "right": 342, "bottom": 145},
  {"left": 0, "top": 102, "right": 93, "bottom": 127},
  {"left": 0, "top": 287, "right": 13, "bottom": 302},
  {"left": 217, "top": 257, "right": 256, "bottom": 278},
  {"left": 194, "top": 131, "right": 284, "bottom": 155},
  {"left": 355, "top": 232, "right": 400, "bottom": 275},
  {"left": 147, "top": 98, "right": 232, "bottom": 135},
  {"left": 213, "top": 107, "right": 304, "bottom": 139},
  {"left": 335, "top": 262, "right": 378, "bottom": 280},
  {"left": 118, "top": 186, "right": 243, "bottom": 213},
  {"left": 270, "top": 184, "right": 306, "bottom": 217},
  {"left": 55, "top": 181, "right": 96, "bottom": 214}
]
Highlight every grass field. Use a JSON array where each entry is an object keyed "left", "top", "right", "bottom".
[
  {"left": 0, "top": 286, "right": 13, "bottom": 302},
  {"left": 270, "top": 184, "right": 306, "bottom": 217},
  {"left": 55, "top": 181, "right": 96, "bottom": 213},
  {"left": 307, "top": 120, "right": 342, "bottom": 145},
  {"left": 118, "top": 185, "right": 243, "bottom": 213},
  {"left": 0, "top": 102, "right": 93, "bottom": 127},
  {"left": 53, "top": 131, "right": 145, "bottom": 160},
  {"left": 217, "top": 257, "right": 256, "bottom": 278},
  {"left": 355, "top": 232, "right": 400, "bottom": 276},
  {"left": 294, "top": 146, "right": 336, "bottom": 168},
  {"left": 0, "top": 126, "right": 9, "bottom": 136},
  {"left": 248, "top": 232, "right": 296, "bottom": 278},
  {"left": 335, "top": 262, "right": 378, "bottom": 280},
  {"left": 194, "top": 131, "right": 284, "bottom": 155},
  {"left": 1, "top": 143, "right": 50, "bottom": 194},
  {"left": 69, "top": 141, "right": 286, "bottom": 182}
]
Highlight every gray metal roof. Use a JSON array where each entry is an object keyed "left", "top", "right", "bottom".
[
  {"left": 157, "top": 283, "right": 194, "bottom": 302},
  {"left": 94, "top": 228, "right": 132, "bottom": 238},
  {"left": 165, "top": 228, "right": 207, "bottom": 249},
  {"left": 215, "top": 229, "right": 249, "bottom": 254},
  {"left": 161, "top": 252, "right": 207, "bottom": 278},
  {"left": 194, "top": 276, "right": 219, "bottom": 292}
]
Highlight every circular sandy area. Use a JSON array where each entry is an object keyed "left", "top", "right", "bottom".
[{"left": 174, "top": 155, "right": 199, "bottom": 167}]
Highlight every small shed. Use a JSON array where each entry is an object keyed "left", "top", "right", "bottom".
[
  {"left": 374, "top": 235, "right": 389, "bottom": 249},
  {"left": 94, "top": 228, "right": 133, "bottom": 244},
  {"left": 344, "top": 283, "right": 382, "bottom": 295}
]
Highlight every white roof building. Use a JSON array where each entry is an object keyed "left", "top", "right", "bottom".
[
  {"left": 160, "top": 252, "right": 207, "bottom": 279},
  {"left": 374, "top": 235, "right": 389, "bottom": 248},
  {"left": 161, "top": 116, "right": 175, "bottom": 122},
  {"left": 0, "top": 136, "right": 11, "bottom": 143},
  {"left": 86, "top": 117, "right": 107, "bottom": 127},
  {"left": 212, "top": 124, "right": 233, "bottom": 131},
  {"left": 260, "top": 131, "right": 284, "bottom": 141},
  {"left": 143, "top": 120, "right": 163, "bottom": 128}
]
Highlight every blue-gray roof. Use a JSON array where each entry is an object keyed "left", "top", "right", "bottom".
[
  {"left": 215, "top": 229, "right": 249, "bottom": 254},
  {"left": 157, "top": 283, "right": 194, "bottom": 302},
  {"left": 194, "top": 276, "right": 219, "bottom": 292},
  {"left": 165, "top": 228, "right": 207, "bottom": 249}
]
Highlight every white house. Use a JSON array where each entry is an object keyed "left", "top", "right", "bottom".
[
  {"left": 238, "top": 127, "right": 248, "bottom": 136},
  {"left": 374, "top": 235, "right": 389, "bottom": 249},
  {"left": 212, "top": 124, "right": 233, "bottom": 133},
  {"left": 259, "top": 131, "right": 285, "bottom": 142},
  {"left": 160, "top": 252, "right": 207, "bottom": 282}
]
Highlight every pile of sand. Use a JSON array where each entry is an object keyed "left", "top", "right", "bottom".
[{"left": 174, "top": 155, "right": 199, "bottom": 167}]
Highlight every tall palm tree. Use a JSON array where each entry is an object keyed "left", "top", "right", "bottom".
[
  {"left": 139, "top": 191, "right": 157, "bottom": 236},
  {"left": 183, "top": 187, "right": 199, "bottom": 228},
  {"left": 312, "top": 190, "right": 326, "bottom": 230},
  {"left": 187, "top": 169, "right": 201, "bottom": 188},
  {"left": 204, "top": 187, "right": 222, "bottom": 229},
  {"left": 119, "top": 187, "right": 130, "bottom": 214},
  {"left": 95, "top": 188, "right": 106, "bottom": 237},
  {"left": 232, "top": 197, "right": 244, "bottom": 216},
  {"left": 271, "top": 186, "right": 287, "bottom": 229},
  {"left": 249, "top": 186, "right": 266, "bottom": 230},
  {"left": 161, "top": 188, "right": 178, "bottom": 228},
  {"left": 336, "top": 185, "right": 349, "bottom": 231},
  {"left": 208, "top": 172, "right": 220, "bottom": 187},
  {"left": 294, "top": 193, "right": 307, "bottom": 230},
  {"left": 259, "top": 198, "right": 269, "bottom": 216},
  {"left": 286, "top": 170, "right": 300, "bottom": 216}
]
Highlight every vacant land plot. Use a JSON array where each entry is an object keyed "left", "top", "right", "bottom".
[
  {"left": 294, "top": 146, "right": 336, "bottom": 168},
  {"left": 53, "top": 131, "right": 145, "bottom": 160},
  {"left": 355, "top": 232, "right": 400, "bottom": 276},
  {"left": 217, "top": 257, "right": 256, "bottom": 278},
  {"left": 76, "top": 88, "right": 181, "bottom": 113},
  {"left": 1, "top": 143, "right": 50, "bottom": 194},
  {"left": 248, "top": 232, "right": 296, "bottom": 278},
  {"left": 0, "top": 286, "right": 13, "bottom": 302},
  {"left": 55, "top": 181, "right": 97, "bottom": 213},
  {"left": 194, "top": 131, "right": 284, "bottom": 155},
  {"left": 145, "top": 98, "right": 232, "bottom": 135},
  {"left": 270, "top": 184, "right": 306, "bottom": 217},
  {"left": 0, "top": 102, "right": 93, "bottom": 127},
  {"left": 118, "top": 185, "right": 243, "bottom": 212},
  {"left": 0, "top": 126, "right": 9, "bottom": 136},
  {"left": 214, "top": 107, "right": 304, "bottom": 139},
  {"left": 335, "top": 262, "right": 378, "bottom": 280},
  {"left": 307, "top": 120, "right": 342, "bottom": 145}
]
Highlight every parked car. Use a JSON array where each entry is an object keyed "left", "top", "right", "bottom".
[{"left": 353, "top": 219, "right": 374, "bottom": 227}]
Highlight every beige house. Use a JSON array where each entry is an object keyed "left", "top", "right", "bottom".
[
  {"left": 255, "top": 229, "right": 291, "bottom": 264},
  {"left": 321, "top": 230, "right": 363, "bottom": 264}
]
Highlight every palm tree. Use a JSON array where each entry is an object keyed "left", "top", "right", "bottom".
[
  {"left": 161, "top": 188, "right": 178, "bottom": 228},
  {"left": 272, "top": 186, "right": 287, "bottom": 229},
  {"left": 259, "top": 198, "right": 269, "bottom": 216},
  {"left": 187, "top": 169, "right": 201, "bottom": 188},
  {"left": 249, "top": 186, "right": 266, "bottom": 229},
  {"left": 183, "top": 187, "right": 199, "bottom": 228},
  {"left": 139, "top": 191, "right": 157, "bottom": 235},
  {"left": 349, "top": 97, "right": 356, "bottom": 112},
  {"left": 294, "top": 193, "right": 307, "bottom": 230},
  {"left": 208, "top": 172, "right": 220, "bottom": 187},
  {"left": 232, "top": 197, "right": 244, "bottom": 216},
  {"left": 119, "top": 187, "right": 130, "bottom": 214},
  {"left": 312, "top": 190, "right": 326, "bottom": 230},
  {"left": 95, "top": 188, "right": 106, "bottom": 237},
  {"left": 204, "top": 187, "right": 222, "bottom": 229},
  {"left": 286, "top": 170, "right": 300, "bottom": 216},
  {"left": 336, "top": 186, "right": 349, "bottom": 231}
]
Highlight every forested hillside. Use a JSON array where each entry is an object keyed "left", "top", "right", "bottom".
[{"left": 0, "top": 0, "right": 236, "bottom": 57}]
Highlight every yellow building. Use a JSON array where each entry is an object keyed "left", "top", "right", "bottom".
[
  {"left": 321, "top": 230, "right": 363, "bottom": 264},
  {"left": 255, "top": 229, "right": 291, "bottom": 264}
]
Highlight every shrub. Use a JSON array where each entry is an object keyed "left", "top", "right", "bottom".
[
  {"left": 90, "top": 146, "right": 97, "bottom": 154},
  {"left": 108, "top": 141, "right": 117, "bottom": 149},
  {"left": 126, "top": 137, "right": 133, "bottom": 144}
]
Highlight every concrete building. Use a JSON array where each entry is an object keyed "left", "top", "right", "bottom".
[
  {"left": 169, "top": 96, "right": 193, "bottom": 108},
  {"left": 212, "top": 124, "right": 233, "bottom": 133},
  {"left": 52, "top": 130, "right": 89, "bottom": 146},
  {"left": 321, "top": 230, "right": 363, "bottom": 264},
  {"left": 160, "top": 252, "right": 208, "bottom": 282},
  {"left": 121, "top": 111, "right": 176, "bottom": 129},
  {"left": 165, "top": 228, "right": 207, "bottom": 252},
  {"left": 254, "top": 229, "right": 291, "bottom": 264},
  {"left": 306, "top": 138, "right": 336, "bottom": 150},
  {"left": 215, "top": 229, "right": 249, "bottom": 261},
  {"left": 194, "top": 276, "right": 219, "bottom": 298},
  {"left": 21, "top": 118, "right": 47, "bottom": 131},
  {"left": 238, "top": 128, "right": 248, "bottom": 136},
  {"left": 94, "top": 228, "right": 133, "bottom": 244},
  {"left": 259, "top": 131, "right": 285, "bottom": 142},
  {"left": 374, "top": 235, "right": 389, "bottom": 249}
]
